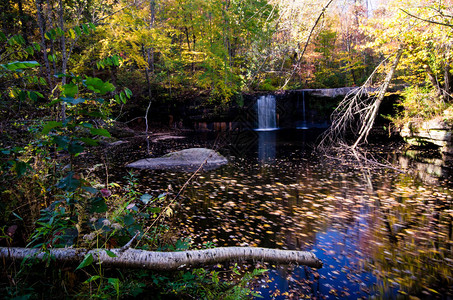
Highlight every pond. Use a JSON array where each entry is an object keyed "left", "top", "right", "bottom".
[{"left": 108, "top": 129, "right": 453, "bottom": 299}]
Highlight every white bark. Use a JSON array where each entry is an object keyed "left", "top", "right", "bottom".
[
  {"left": 352, "top": 45, "right": 403, "bottom": 148},
  {"left": 318, "top": 45, "right": 403, "bottom": 151},
  {"left": 0, "top": 246, "right": 322, "bottom": 270}
]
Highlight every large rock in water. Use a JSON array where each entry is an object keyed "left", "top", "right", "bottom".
[{"left": 126, "top": 148, "right": 228, "bottom": 172}]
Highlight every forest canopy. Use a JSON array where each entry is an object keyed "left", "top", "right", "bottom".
[{"left": 1, "top": 0, "right": 451, "bottom": 110}]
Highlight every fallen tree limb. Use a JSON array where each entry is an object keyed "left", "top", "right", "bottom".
[
  {"left": 317, "top": 43, "right": 404, "bottom": 152},
  {"left": 0, "top": 247, "right": 323, "bottom": 270}
]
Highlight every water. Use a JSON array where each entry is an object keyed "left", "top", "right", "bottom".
[
  {"left": 297, "top": 91, "right": 309, "bottom": 130},
  {"left": 256, "top": 95, "right": 278, "bottom": 131},
  {"left": 113, "top": 129, "right": 453, "bottom": 299}
]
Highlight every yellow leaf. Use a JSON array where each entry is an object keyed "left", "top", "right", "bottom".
[{"left": 165, "top": 207, "right": 173, "bottom": 217}]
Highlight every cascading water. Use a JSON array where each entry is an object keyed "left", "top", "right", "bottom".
[
  {"left": 256, "top": 95, "right": 278, "bottom": 131},
  {"left": 297, "top": 91, "right": 308, "bottom": 129}
]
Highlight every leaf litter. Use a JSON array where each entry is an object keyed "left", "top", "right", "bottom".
[{"left": 105, "top": 134, "right": 453, "bottom": 299}]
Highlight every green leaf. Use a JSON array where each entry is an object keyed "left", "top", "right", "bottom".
[
  {"left": 11, "top": 34, "right": 25, "bottom": 45},
  {"left": 82, "top": 24, "right": 89, "bottom": 34},
  {"left": 89, "top": 128, "right": 111, "bottom": 137},
  {"left": 25, "top": 46, "right": 34, "bottom": 55},
  {"left": 80, "top": 137, "right": 98, "bottom": 146},
  {"left": 68, "top": 141, "right": 84, "bottom": 155},
  {"left": 28, "top": 91, "right": 43, "bottom": 102},
  {"left": 112, "top": 55, "right": 120, "bottom": 66},
  {"left": 84, "top": 275, "right": 100, "bottom": 283},
  {"left": 28, "top": 91, "right": 37, "bottom": 102},
  {"left": 48, "top": 98, "right": 62, "bottom": 106},
  {"left": 88, "top": 22, "right": 96, "bottom": 30},
  {"left": 124, "top": 88, "right": 132, "bottom": 98},
  {"left": 105, "top": 250, "right": 117, "bottom": 257},
  {"left": 123, "top": 214, "right": 135, "bottom": 226},
  {"left": 33, "top": 42, "right": 41, "bottom": 51},
  {"left": 62, "top": 83, "right": 78, "bottom": 98},
  {"left": 74, "top": 26, "right": 82, "bottom": 36},
  {"left": 12, "top": 212, "right": 23, "bottom": 221},
  {"left": 57, "top": 172, "right": 81, "bottom": 192},
  {"left": 76, "top": 253, "right": 93, "bottom": 270},
  {"left": 82, "top": 186, "right": 98, "bottom": 194},
  {"left": 89, "top": 197, "right": 107, "bottom": 213},
  {"left": 53, "top": 135, "right": 70, "bottom": 149},
  {"left": 83, "top": 77, "right": 115, "bottom": 95},
  {"left": 80, "top": 123, "right": 93, "bottom": 128},
  {"left": 148, "top": 207, "right": 161, "bottom": 214},
  {"left": 1, "top": 61, "right": 40, "bottom": 71},
  {"left": 61, "top": 97, "right": 86, "bottom": 105},
  {"left": 119, "top": 91, "right": 125, "bottom": 103},
  {"left": 42, "top": 121, "right": 62, "bottom": 135},
  {"left": 108, "top": 277, "right": 120, "bottom": 295},
  {"left": 140, "top": 194, "right": 153, "bottom": 204},
  {"left": 55, "top": 27, "right": 64, "bottom": 37},
  {"left": 12, "top": 161, "right": 29, "bottom": 177}
]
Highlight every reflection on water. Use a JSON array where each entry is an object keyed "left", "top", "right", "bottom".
[
  {"left": 117, "top": 130, "right": 453, "bottom": 299},
  {"left": 398, "top": 149, "right": 453, "bottom": 184},
  {"left": 258, "top": 131, "right": 276, "bottom": 164}
]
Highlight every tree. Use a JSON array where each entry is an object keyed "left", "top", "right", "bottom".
[
  {"left": 362, "top": 0, "right": 452, "bottom": 100},
  {"left": 320, "top": 0, "right": 453, "bottom": 152},
  {"left": 0, "top": 246, "right": 323, "bottom": 270}
]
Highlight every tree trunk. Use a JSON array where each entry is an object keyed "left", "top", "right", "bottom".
[
  {"left": 424, "top": 62, "right": 444, "bottom": 98},
  {"left": 34, "top": 0, "right": 52, "bottom": 86},
  {"left": 59, "top": 0, "right": 67, "bottom": 120},
  {"left": 144, "top": 0, "right": 156, "bottom": 143},
  {"left": 444, "top": 59, "right": 452, "bottom": 101},
  {"left": 0, "top": 246, "right": 323, "bottom": 270},
  {"left": 352, "top": 45, "right": 403, "bottom": 148}
]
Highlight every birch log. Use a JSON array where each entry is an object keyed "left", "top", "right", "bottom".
[{"left": 0, "top": 247, "right": 322, "bottom": 270}]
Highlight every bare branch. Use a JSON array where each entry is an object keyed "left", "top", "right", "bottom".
[
  {"left": 318, "top": 44, "right": 403, "bottom": 152},
  {"left": 280, "top": 0, "right": 335, "bottom": 90},
  {"left": 400, "top": 8, "right": 453, "bottom": 28}
]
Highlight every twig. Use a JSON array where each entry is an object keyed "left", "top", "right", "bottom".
[
  {"left": 400, "top": 8, "right": 453, "bottom": 28},
  {"left": 119, "top": 231, "right": 140, "bottom": 253},
  {"left": 136, "top": 136, "right": 223, "bottom": 247},
  {"left": 280, "top": 0, "right": 334, "bottom": 89}
]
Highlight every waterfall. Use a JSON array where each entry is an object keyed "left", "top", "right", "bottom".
[
  {"left": 256, "top": 95, "right": 278, "bottom": 131},
  {"left": 297, "top": 91, "right": 308, "bottom": 129}
]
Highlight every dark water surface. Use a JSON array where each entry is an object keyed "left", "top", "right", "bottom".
[{"left": 110, "top": 129, "right": 453, "bottom": 299}]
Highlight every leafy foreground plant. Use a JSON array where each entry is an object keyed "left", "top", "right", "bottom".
[
  {"left": 2, "top": 157, "right": 322, "bottom": 299},
  {"left": 1, "top": 176, "right": 322, "bottom": 299},
  {"left": 0, "top": 52, "right": 321, "bottom": 299}
]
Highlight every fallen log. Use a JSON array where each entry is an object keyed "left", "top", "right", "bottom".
[{"left": 0, "top": 246, "right": 323, "bottom": 270}]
